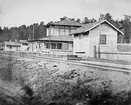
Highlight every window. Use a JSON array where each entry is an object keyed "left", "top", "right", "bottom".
[
  {"left": 100, "top": 34, "right": 106, "bottom": 45},
  {"left": 65, "top": 29, "right": 70, "bottom": 35},
  {"left": 65, "top": 26, "right": 70, "bottom": 35},
  {"left": 22, "top": 43, "right": 28, "bottom": 46},
  {"left": 7, "top": 45, "right": 12, "bottom": 49},
  {"left": 45, "top": 43, "right": 50, "bottom": 49},
  {"left": 54, "top": 28, "right": 59, "bottom": 36},
  {"left": 51, "top": 43, "right": 56, "bottom": 49},
  {"left": 60, "top": 28, "right": 65, "bottom": 35},
  {"left": 57, "top": 43, "right": 62, "bottom": 49}
]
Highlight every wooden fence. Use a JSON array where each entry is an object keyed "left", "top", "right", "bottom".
[
  {"left": 93, "top": 44, "right": 131, "bottom": 61},
  {"left": 98, "top": 52, "right": 131, "bottom": 61}
]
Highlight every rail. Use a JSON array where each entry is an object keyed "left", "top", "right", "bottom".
[{"left": 0, "top": 51, "right": 131, "bottom": 74}]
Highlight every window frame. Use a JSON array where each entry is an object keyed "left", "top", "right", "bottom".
[
  {"left": 100, "top": 34, "right": 107, "bottom": 45},
  {"left": 51, "top": 43, "right": 56, "bottom": 49},
  {"left": 57, "top": 43, "right": 62, "bottom": 49},
  {"left": 45, "top": 43, "right": 50, "bottom": 49}
]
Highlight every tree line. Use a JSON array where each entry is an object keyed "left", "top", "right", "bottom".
[
  {"left": 0, "top": 13, "right": 131, "bottom": 43},
  {"left": 0, "top": 21, "right": 46, "bottom": 42}
]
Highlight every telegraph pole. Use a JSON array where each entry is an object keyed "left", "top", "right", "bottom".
[
  {"left": 33, "top": 24, "right": 34, "bottom": 40},
  {"left": 49, "top": 25, "right": 51, "bottom": 49},
  {"left": 32, "top": 24, "right": 34, "bottom": 52},
  {"left": 98, "top": 13, "right": 102, "bottom": 58}
]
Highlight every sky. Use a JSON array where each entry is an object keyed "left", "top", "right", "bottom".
[{"left": 0, "top": 0, "right": 131, "bottom": 28}]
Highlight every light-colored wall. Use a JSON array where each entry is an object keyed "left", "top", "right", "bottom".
[
  {"left": 73, "top": 23, "right": 118, "bottom": 57},
  {"left": 4, "top": 41, "right": 29, "bottom": 52},
  {"left": 73, "top": 33, "right": 90, "bottom": 56},
  {"left": 47, "top": 26, "right": 54, "bottom": 36},
  {"left": 20, "top": 44, "right": 28, "bottom": 52},
  {"left": 89, "top": 23, "right": 117, "bottom": 57},
  {"left": 46, "top": 28, "right": 49, "bottom": 36},
  {"left": 28, "top": 42, "right": 40, "bottom": 52},
  {"left": 53, "top": 27, "right": 59, "bottom": 36},
  {"left": 5, "top": 46, "right": 20, "bottom": 51},
  {"left": 39, "top": 42, "right": 45, "bottom": 50}
]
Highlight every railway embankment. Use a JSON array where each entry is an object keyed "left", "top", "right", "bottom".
[{"left": 0, "top": 53, "right": 131, "bottom": 105}]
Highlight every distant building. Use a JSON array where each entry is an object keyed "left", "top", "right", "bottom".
[
  {"left": 4, "top": 41, "right": 21, "bottom": 51},
  {"left": 70, "top": 20, "right": 124, "bottom": 57},
  {"left": 4, "top": 40, "right": 29, "bottom": 52},
  {"left": 46, "top": 17, "right": 82, "bottom": 36},
  {"left": 0, "top": 42, "right": 4, "bottom": 50},
  {"left": 28, "top": 17, "right": 83, "bottom": 54},
  {"left": 19, "top": 40, "right": 29, "bottom": 52}
]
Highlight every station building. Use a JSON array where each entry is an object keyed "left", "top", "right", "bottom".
[
  {"left": 70, "top": 20, "right": 124, "bottom": 57},
  {"left": 4, "top": 40, "right": 29, "bottom": 52},
  {"left": 28, "top": 17, "right": 83, "bottom": 54}
]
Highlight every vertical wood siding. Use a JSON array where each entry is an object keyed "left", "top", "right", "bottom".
[{"left": 73, "top": 23, "right": 117, "bottom": 57}]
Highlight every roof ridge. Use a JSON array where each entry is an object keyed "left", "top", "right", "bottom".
[
  {"left": 70, "top": 20, "right": 124, "bottom": 35},
  {"left": 46, "top": 18, "right": 83, "bottom": 26}
]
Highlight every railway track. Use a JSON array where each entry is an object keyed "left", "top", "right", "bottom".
[
  {"left": 31, "top": 55, "right": 131, "bottom": 73},
  {"left": 0, "top": 51, "right": 131, "bottom": 73}
]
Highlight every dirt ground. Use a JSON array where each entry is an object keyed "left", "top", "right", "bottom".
[{"left": 0, "top": 54, "right": 131, "bottom": 105}]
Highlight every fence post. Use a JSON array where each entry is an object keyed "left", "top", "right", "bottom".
[
  {"left": 129, "top": 53, "right": 130, "bottom": 61},
  {"left": 129, "top": 71, "right": 131, "bottom": 87},
  {"left": 94, "top": 46, "right": 97, "bottom": 58}
]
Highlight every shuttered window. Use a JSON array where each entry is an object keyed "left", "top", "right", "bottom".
[{"left": 100, "top": 34, "right": 106, "bottom": 45}]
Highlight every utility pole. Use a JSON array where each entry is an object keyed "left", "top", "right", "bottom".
[
  {"left": 33, "top": 24, "right": 34, "bottom": 40},
  {"left": 32, "top": 24, "right": 34, "bottom": 52},
  {"left": 49, "top": 25, "right": 51, "bottom": 50},
  {"left": 98, "top": 13, "right": 102, "bottom": 58}
]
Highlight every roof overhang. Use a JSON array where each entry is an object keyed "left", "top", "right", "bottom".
[
  {"left": 39, "top": 36, "right": 73, "bottom": 42},
  {"left": 6, "top": 45, "right": 21, "bottom": 47},
  {"left": 89, "top": 20, "right": 124, "bottom": 35}
]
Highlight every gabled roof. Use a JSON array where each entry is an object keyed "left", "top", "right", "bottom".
[
  {"left": 38, "top": 35, "right": 73, "bottom": 42},
  {"left": 46, "top": 19, "right": 83, "bottom": 27},
  {"left": 70, "top": 20, "right": 124, "bottom": 35}
]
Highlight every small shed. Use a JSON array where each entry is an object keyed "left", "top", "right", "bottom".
[
  {"left": 70, "top": 20, "right": 124, "bottom": 57},
  {"left": 4, "top": 40, "right": 29, "bottom": 52},
  {"left": 4, "top": 41, "right": 21, "bottom": 51}
]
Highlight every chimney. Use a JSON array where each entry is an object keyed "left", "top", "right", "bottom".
[{"left": 60, "top": 16, "right": 68, "bottom": 21}]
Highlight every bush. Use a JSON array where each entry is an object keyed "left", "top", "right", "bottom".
[{"left": 0, "top": 57, "right": 131, "bottom": 105}]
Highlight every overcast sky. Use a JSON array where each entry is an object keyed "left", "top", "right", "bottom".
[{"left": 0, "top": 0, "right": 131, "bottom": 28}]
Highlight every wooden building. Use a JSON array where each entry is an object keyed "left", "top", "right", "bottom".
[
  {"left": 29, "top": 17, "right": 83, "bottom": 53},
  {"left": 46, "top": 17, "right": 83, "bottom": 36},
  {"left": 70, "top": 20, "right": 124, "bottom": 57},
  {"left": 4, "top": 40, "right": 29, "bottom": 52},
  {"left": 4, "top": 41, "right": 21, "bottom": 51}
]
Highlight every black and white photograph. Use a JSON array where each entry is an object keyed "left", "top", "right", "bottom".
[{"left": 0, "top": 0, "right": 131, "bottom": 105}]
